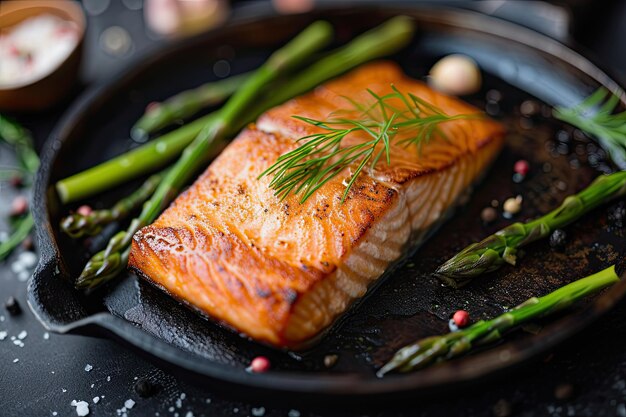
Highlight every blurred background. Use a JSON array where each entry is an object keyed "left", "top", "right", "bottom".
[
  {"left": 70, "top": 0, "right": 626, "bottom": 86},
  {"left": 3, "top": 0, "right": 625, "bottom": 99}
]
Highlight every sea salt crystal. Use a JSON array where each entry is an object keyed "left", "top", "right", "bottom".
[
  {"left": 72, "top": 400, "right": 90, "bottom": 416},
  {"left": 169, "top": 407, "right": 175, "bottom": 412},
  {"left": 185, "top": 412, "right": 193, "bottom": 417},
  {"left": 19, "top": 251, "right": 37, "bottom": 268},
  {"left": 288, "top": 410, "right": 301, "bottom": 417},
  {"left": 17, "top": 330, "right": 27, "bottom": 339},
  {"left": 18, "top": 271, "right": 30, "bottom": 281},
  {"left": 176, "top": 398, "right": 182, "bottom": 408},
  {"left": 0, "top": 331, "right": 7, "bottom": 340},
  {"left": 125, "top": 399, "right": 135, "bottom": 409},
  {"left": 180, "top": 393, "right": 186, "bottom": 400},
  {"left": 52, "top": 412, "right": 58, "bottom": 416},
  {"left": 251, "top": 407, "right": 266, "bottom": 416},
  {"left": 62, "top": 388, "right": 67, "bottom": 393},
  {"left": 11, "top": 261, "right": 24, "bottom": 274},
  {"left": 13, "top": 339, "right": 24, "bottom": 347},
  {"left": 44, "top": 332, "right": 50, "bottom": 340},
  {"left": 84, "top": 364, "right": 93, "bottom": 372},
  {"left": 90, "top": 383, "right": 94, "bottom": 388},
  {"left": 0, "top": 315, "right": 5, "bottom": 321},
  {"left": 93, "top": 396, "right": 100, "bottom": 404},
  {"left": 107, "top": 376, "right": 111, "bottom": 382},
  {"left": 13, "top": 358, "right": 19, "bottom": 363}
]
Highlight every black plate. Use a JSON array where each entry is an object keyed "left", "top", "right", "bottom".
[{"left": 28, "top": 4, "right": 626, "bottom": 402}]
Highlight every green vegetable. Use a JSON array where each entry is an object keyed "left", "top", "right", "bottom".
[
  {"left": 436, "top": 171, "right": 626, "bottom": 287},
  {"left": 56, "top": 16, "right": 416, "bottom": 205},
  {"left": 554, "top": 88, "right": 626, "bottom": 169},
  {"left": 0, "top": 114, "right": 39, "bottom": 174},
  {"left": 75, "top": 16, "right": 416, "bottom": 289},
  {"left": 131, "top": 72, "right": 249, "bottom": 141},
  {"left": 379, "top": 265, "right": 621, "bottom": 375},
  {"left": 0, "top": 213, "right": 34, "bottom": 261},
  {"left": 0, "top": 115, "right": 38, "bottom": 261},
  {"left": 56, "top": 112, "right": 216, "bottom": 204},
  {"left": 60, "top": 171, "right": 164, "bottom": 238},
  {"left": 76, "top": 20, "right": 335, "bottom": 288}
]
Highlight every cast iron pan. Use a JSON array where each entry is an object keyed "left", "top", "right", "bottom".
[{"left": 27, "top": 4, "right": 626, "bottom": 403}]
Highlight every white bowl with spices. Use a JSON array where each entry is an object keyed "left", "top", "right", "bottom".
[{"left": 0, "top": 0, "right": 85, "bottom": 111}]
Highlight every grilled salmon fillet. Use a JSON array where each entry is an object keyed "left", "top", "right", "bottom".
[{"left": 129, "top": 61, "right": 505, "bottom": 348}]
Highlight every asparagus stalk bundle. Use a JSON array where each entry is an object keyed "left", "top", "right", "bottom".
[
  {"left": 60, "top": 171, "right": 164, "bottom": 238},
  {"left": 379, "top": 264, "right": 622, "bottom": 375},
  {"left": 75, "top": 20, "right": 335, "bottom": 288},
  {"left": 436, "top": 171, "right": 626, "bottom": 288},
  {"left": 70, "top": 17, "right": 416, "bottom": 289},
  {"left": 131, "top": 72, "right": 249, "bottom": 141},
  {"left": 56, "top": 113, "right": 217, "bottom": 204},
  {"left": 56, "top": 17, "right": 415, "bottom": 205}
]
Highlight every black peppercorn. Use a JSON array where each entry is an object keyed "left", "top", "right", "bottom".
[
  {"left": 549, "top": 229, "right": 567, "bottom": 251},
  {"left": 134, "top": 378, "right": 157, "bottom": 398},
  {"left": 5, "top": 296, "right": 21, "bottom": 315}
]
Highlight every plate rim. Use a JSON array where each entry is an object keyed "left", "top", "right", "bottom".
[{"left": 28, "top": 3, "right": 626, "bottom": 400}]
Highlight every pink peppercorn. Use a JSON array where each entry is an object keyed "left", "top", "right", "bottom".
[
  {"left": 10, "top": 196, "right": 28, "bottom": 216},
  {"left": 453, "top": 310, "right": 470, "bottom": 328},
  {"left": 77, "top": 205, "right": 93, "bottom": 216},
  {"left": 249, "top": 356, "right": 270, "bottom": 373},
  {"left": 146, "top": 101, "right": 160, "bottom": 113},
  {"left": 514, "top": 160, "right": 530, "bottom": 176}
]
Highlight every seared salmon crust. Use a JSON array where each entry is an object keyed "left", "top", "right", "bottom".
[{"left": 129, "top": 61, "right": 505, "bottom": 348}]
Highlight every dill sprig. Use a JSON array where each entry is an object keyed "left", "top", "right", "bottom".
[
  {"left": 554, "top": 88, "right": 626, "bottom": 169},
  {"left": 260, "top": 85, "right": 479, "bottom": 203}
]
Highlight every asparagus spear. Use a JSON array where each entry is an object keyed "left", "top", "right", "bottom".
[
  {"left": 75, "top": 16, "right": 416, "bottom": 289},
  {"left": 436, "top": 171, "right": 626, "bottom": 287},
  {"left": 55, "top": 16, "right": 415, "bottom": 205},
  {"left": 75, "top": 20, "right": 335, "bottom": 288},
  {"left": 56, "top": 112, "right": 216, "bottom": 204},
  {"left": 378, "top": 264, "right": 621, "bottom": 376},
  {"left": 131, "top": 72, "right": 249, "bottom": 141},
  {"left": 60, "top": 171, "right": 164, "bottom": 238}
]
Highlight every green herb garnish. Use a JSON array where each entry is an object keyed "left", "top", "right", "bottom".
[
  {"left": 0, "top": 114, "right": 38, "bottom": 261},
  {"left": 260, "top": 86, "right": 479, "bottom": 203},
  {"left": 554, "top": 88, "right": 626, "bottom": 169}
]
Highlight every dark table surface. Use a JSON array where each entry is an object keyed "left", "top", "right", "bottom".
[{"left": 1, "top": 1, "right": 626, "bottom": 416}]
